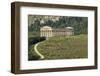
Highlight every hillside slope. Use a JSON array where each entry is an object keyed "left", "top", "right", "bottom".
[{"left": 37, "top": 35, "right": 88, "bottom": 60}]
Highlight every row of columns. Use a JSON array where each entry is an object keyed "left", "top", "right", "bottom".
[
  {"left": 41, "top": 30, "right": 53, "bottom": 37},
  {"left": 40, "top": 30, "right": 74, "bottom": 38}
]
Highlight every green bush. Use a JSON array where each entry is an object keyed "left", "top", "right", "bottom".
[
  {"left": 28, "top": 52, "right": 40, "bottom": 60},
  {"left": 28, "top": 36, "right": 46, "bottom": 47}
]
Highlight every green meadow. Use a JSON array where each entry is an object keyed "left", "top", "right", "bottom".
[{"left": 29, "top": 34, "right": 88, "bottom": 60}]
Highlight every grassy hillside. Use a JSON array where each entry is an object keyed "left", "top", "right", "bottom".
[{"left": 37, "top": 34, "right": 88, "bottom": 60}]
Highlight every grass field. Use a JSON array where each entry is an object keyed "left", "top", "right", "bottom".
[
  {"left": 37, "top": 34, "right": 88, "bottom": 60},
  {"left": 28, "top": 32, "right": 40, "bottom": 38}
]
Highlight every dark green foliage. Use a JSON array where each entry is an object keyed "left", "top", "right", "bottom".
[
  {"left": 28, "top": 36, "right": 46, "bottom": 47},
  {"left": 28, "top": 46, "right": 40, "bottom": 60},
  {"left": 28, "top": 15, "right": 88, "bottom": 35},
  {"left": 28, "top": 51, "right": 40, "bottom": 60},
  {"left": 28, "top": 37, "right": 46, "bottom": 60}
]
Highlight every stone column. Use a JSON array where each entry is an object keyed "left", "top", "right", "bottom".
[
  {"left": 43, "top": 30, "right": 44, "bottom": 37},
  {"left": 48, "top": 30, "right": 51, "bottom": 37},
  {"left": 46, "top": 30, "right": 48, "bottom": 37}
]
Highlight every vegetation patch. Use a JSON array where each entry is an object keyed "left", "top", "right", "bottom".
[
  {"left": 28, "top": 36, "right": 46, "bottom": 60},
  {"left": 37, "top": 34, "right": 88, "bottom": 60}
]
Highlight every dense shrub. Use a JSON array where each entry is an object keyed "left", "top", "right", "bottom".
[
  {"left": 28, "top": 36, "right": 46, "bottom": 47},
  {"left": 28, "top": 50, "right": 40, "bottom": 60}
]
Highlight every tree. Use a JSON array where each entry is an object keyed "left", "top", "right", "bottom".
[{"left": 28, "top": 15, "right": 88, "bottom": 35}]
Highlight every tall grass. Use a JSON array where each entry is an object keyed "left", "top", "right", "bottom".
[{"left": 37, "top": 34, "right": 88, "bottom": 60}]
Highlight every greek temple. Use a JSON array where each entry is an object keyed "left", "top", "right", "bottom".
[{"left": 40, "top": 26, "right": 74, "bottom": 38}]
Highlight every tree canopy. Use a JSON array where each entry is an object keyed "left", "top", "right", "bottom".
[{"left": 28, "top": 15, "right": 88, "bottom": 35}]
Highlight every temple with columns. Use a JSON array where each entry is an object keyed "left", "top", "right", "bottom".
[{"left": 40, "top": 26, "right": 74, "bottom": 38}]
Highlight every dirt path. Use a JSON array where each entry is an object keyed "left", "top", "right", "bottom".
[{"left": 34, "top": 42, "right": 44, "bottom": 59}]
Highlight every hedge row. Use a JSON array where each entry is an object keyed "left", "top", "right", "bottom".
[{"left": 28, "top": 36, "right": 46, "bottom": 47}]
